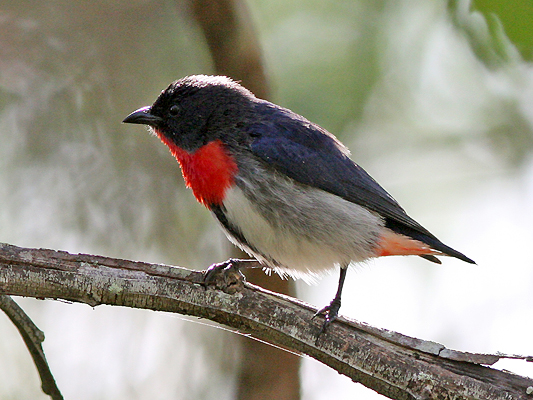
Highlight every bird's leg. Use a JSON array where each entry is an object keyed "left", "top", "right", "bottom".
[
  {"left": 313, "top": 267, "right": 348, "bottom": 333},
  {"left": 203, "top": 259, "right": 259, "bottom": 294}
]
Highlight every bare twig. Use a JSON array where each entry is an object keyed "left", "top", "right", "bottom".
[
  {"left": 0, "top": 242, "right": 532, "bottom": 400},
  {"left": 0, "top": 294, "right": 64, "bottom": 400}
]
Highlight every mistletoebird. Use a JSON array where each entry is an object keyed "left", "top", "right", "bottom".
[{"left": 123, "top": 75, "right": 475, "bottom": 331}]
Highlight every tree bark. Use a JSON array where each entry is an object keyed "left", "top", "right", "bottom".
[{"left": 1, "top": 242, "right": 532, "bottom": 400}]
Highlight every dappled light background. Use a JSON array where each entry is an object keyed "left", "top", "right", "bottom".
[{"left": 1, "top": 0, "right": 532, "bottom": 399}]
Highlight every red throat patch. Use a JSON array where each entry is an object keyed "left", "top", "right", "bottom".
[{"left": 155, "top": 131, "right": 238, "bottom": 207}]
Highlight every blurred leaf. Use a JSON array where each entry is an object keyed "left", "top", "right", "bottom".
[
  {"left": 448, "top": 0, "right": 525, "bottom": 65},
  {"left": 474, "top": 0, "right": 533, "bottom": 61}
]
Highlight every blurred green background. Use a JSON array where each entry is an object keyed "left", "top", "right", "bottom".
[{"left": 1, "top": 0, "right": 532, "bottom": 399}]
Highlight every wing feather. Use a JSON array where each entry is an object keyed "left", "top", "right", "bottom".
[
  {"left": 246, "top": 102, "right": 475, "bottom": 264},
  {"left": 248, "top": 103, "right": 435, "bottom": 238}
]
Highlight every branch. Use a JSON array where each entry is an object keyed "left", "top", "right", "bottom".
[
  {"left": 0, "top": 242, "right": 532, "bottom": 400},
  {"left": 0, "top": 295, "right": 63, "bottom": 400}
]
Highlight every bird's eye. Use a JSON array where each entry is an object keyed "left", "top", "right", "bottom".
[{"left": 169, "top": 105, "right": 180, "bottom": 116}]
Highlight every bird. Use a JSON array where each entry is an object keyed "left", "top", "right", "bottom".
[{"left": 123, "top": 75, "right": 475, "bottom": 332}]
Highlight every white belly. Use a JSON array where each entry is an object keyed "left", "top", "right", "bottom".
[{"left": 221, "top": 184, "right": 383, "bottom": 282}]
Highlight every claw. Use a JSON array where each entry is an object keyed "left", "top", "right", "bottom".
[
  {"left": 204, "top": 259, "right": 234, "bottom": 286},
  {"left": 313, "top": 297, "right": 341, "bottom": 334},
  {"left": 202, "top": 259, "right": 249, "bottom": 294}
]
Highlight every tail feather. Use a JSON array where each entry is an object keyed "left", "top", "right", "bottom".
[
  {"left": 419, "top": 254, "right": 442, "bottom": 264},
  {"left": 427, "top": 240, "right": 476, "bottom": 264},
  {"left": 381, "top": 219, "right": 476, "bottom": 264}
]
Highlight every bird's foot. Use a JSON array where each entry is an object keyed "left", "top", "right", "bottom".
[
  {"left": 203, "top": 259, "right": 248, "bottom": 294},
  {"left": 312, "top": 298, "right": 341, "bottom": 335}
]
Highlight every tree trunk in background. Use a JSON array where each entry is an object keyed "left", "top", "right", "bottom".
[
  {"left": 189, "top": 0, "right": 270, "bottom": 99},
  {"left": 189, "top": 1, "right": 301, "bottom": 399}
]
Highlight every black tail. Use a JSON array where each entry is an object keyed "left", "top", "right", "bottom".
[
  {"left": 426, "top": 239, "right": 476, "bottom": 264},
  {"left": 386, "top": 219, "right": 476, "bottom": 264},
  {"left": 418, "top": 242, "right": 476, "bottom": 264},
  {"left": 419, "top": 254, "right": 441, "bottom": 264}
]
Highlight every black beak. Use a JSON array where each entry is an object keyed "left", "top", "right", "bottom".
[{"left": 122, "top": 106, "right": 162, "bottom": 127}]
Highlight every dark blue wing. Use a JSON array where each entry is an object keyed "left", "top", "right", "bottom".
[{"left": 248, "top": 102, "right": 435, "bottom": 237}]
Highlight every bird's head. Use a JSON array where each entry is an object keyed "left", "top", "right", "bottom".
[
  {"left": 123, "top": 75, "right": 258, "bottom": 207},
  {"left": 123, "top": 75, "right": 256, "bottom": 153}
]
